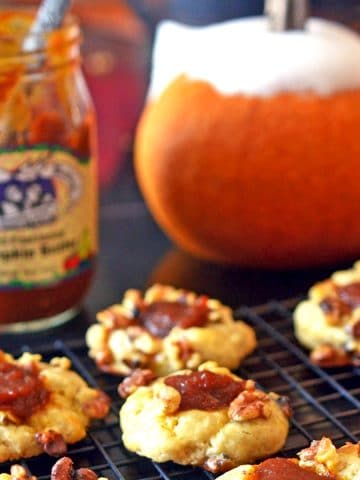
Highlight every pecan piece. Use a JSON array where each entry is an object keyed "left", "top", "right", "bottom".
[
  {"left": 98, "top": 308, "right": 136, "bottom": 330},
  {"left": 228, "top": 389, "right": 271, "bottom": 422},
  {"left": 351, "top": 319, "right": 360, "bottom": 339},
  {"left": 203, "top": 455, "right": 235, "bottom": 473},
  {"left": 74, "top": 469, "right": 98, "bottom": 480},
  {"left": 9, "top": 465, "right": 35, "bottom": 480},
  {"left": 174, "top": 339, "right": 195, "bottom": 363},
  {"left": 35, "top": 430, "right": 67, "bottom": 456},
  {"left": 82, "top": 391, "right": 111, "bottom": 419},
  {"left": 310, "top": 344, "right": 352, "bottom": 367},
  {"left": 51, "top": 457, "right": 74, "bottom": 480},
  {"left": 319, "top": 297, "right": 351, "bottom": 325},
  {"left": 118, "top": 369, "right": 156, "bottom": 398},
  {"left": 277, "top": 395, "right": 293, "bottom": 418},
  {"left": 95, "top": 349, "right": 113, "bottom": 367},
  {"left": 51, "top": 457, "right": 99, "bottom": 480}
]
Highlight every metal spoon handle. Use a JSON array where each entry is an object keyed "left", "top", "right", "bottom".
[
  {"left": 30, "top": 0, "right": 72, "bottom": 33},
  {"left": 23, "top": 0, "right": 72, "bottom": 52},
  {"left": 265, "top": 0, "right": 310, "bottom": 31}
]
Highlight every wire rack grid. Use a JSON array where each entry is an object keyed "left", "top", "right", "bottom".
[{"left": 2, "top": 298, "right": 360, "bottom": 479}]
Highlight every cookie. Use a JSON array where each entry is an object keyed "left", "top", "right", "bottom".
[
  {"left": 0, "top": 457, "right": 107, "bottom": 480},
  {"left": 86, "top": 284, "right": 256, "bottom": 376},
  {"left": 217, "top": 437, "right": 360, "bottom": 480},
  {"left": 0, "top": 351, "right": 110, "bottom": 463},
  {"left": 294, "top": 262, "right": 360, "bottom": 366},
  {"left": 119, "top": 362, "right": 290, "bottom": 473}
]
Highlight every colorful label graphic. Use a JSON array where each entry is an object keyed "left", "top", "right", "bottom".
[{"left": 0, "top": 147, "right": 97, "bottom": 289}]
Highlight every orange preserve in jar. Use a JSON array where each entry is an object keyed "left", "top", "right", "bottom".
[{"left": 0, "top": 8, "right": 98, "bottom": 331}]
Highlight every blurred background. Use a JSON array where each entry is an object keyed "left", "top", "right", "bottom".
[
  {"left": 4, "top": 0, "right": 360, "bottom": 338},
  {"left": 15, "top": 0, "right": 360, "bottom": 186}
]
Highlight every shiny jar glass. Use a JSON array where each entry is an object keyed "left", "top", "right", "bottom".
[{"left": 0, "top": 7, "right": 97, "bottom": 332}]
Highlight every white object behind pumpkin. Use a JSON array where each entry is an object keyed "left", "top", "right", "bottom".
[{"left": 148, "top": 17, "right": 360, "bottom": 99}]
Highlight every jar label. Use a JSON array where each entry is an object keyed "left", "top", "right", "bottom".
[{"left": 0, "top": 147, "right": 97, "bottom": 289}]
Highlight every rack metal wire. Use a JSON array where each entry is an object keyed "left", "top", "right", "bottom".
[{"left": 2, "top": 298, "right": 359, "bottom": 479}]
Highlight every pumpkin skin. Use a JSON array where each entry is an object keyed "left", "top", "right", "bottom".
[{"left": 134, "top": 75, "right": 360, "bottom": 268}]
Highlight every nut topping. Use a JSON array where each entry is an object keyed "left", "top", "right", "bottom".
[
  {"left": 51, "top": 457, "right": 100, "bottom": 480},
  {"left": 310, "top": 344, "right": 352, "bottom": 367},
  {"left": 73, "top": 469, "right": 98, "bottom": 480},
  {"left": 319, "top": 297, "right": 351, "bottom": 325},
  {"left": 97, "top": 305, "right": 137, "bottom": 330},
  {"left": 351, "top": 319, "right": 360, "bottom": 339},
  {"left": 174, "top": 339, "right": 195, "bottom": 363},
  {"left": 203, "top": 455, "right": 236, "bottom": 473},
  {"left": 51, "top": 457, "right": 73, "bottom": 480},
  {"left": 228, "top": 389, "right": 271, "bottom": 422},
  {"left": 277, "top": 395, "right": 293, "bottom": 418},
  {"left": 82, "top": 391, "right": 111, "bottom": 418},
  {"left": 35, "top": 430, "right": 67, "bottom": 456},
  {"left": 9, "top": 465, "right": 36, "bottom": 480},
  {"left": 118, "top": 369, "right": 156, "bottom": 398}
]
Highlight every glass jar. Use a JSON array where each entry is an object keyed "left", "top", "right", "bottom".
[{"left": 0, "top": 7, "right": 97, "bottom": 332}]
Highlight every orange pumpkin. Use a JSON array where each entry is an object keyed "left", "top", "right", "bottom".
[{"left": 134, "top": 19, "right": 360, "bottom": 268}]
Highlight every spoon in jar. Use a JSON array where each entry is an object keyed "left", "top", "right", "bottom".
[
  {"left": 23, "top": 0, "right": 72, "bottom": 52},
  {"left": 265, "top": 0, "right": 310, "bottom": 31}
]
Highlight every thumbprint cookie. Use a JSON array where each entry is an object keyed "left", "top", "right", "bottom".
[
  {"left": 0, "top": 457, "right": 108, "bottom": 480},
  {"left": 294, "top": 262, "right": 360, "bottom": 367},
  {"left": 119, "top": 362, "right": 291, "bottom": 473},
  {"left": 0, "top": 351, "right": 110, "bottom": 463},
  {"left": 217, "top": 437, "right": 360, "bottom": 480},
  {"left": 86, "top": 284, "right": 256, "bottom": 376}
]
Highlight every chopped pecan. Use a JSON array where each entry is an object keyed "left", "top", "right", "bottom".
[
  {"left": 351, "top": 319, "right": 360, "bottom": 339},
  {"left": 174, "top": 339, "right": 195, "bottom": 363},
  {"left": 95, "top": 349, "right": 113, "bottom": 367},
  {"left": 277, "top": 396, "right": 293, "bottom": 418},
  {"left": 35, "top": 430, "right": 67, "bottom": 457},
  {"left": 51, "top": 457, "right": 74, "bottom": 480},
  {"left": 310, "top": 344, "right": 352, "bottom": 367},
  {"left": 118, "top": 369, "right": 156, "bottom": 398},
  {"left": 51, "top": 457, "right": 99, "bottom": 480},
  {"left": 94, "top": 361, "right": 128, "bottom": 376},
  {"left": 154, "top": 383, "right": 181, "bottom": 414},
  {"left": 298, "top": 439, "right": 324, "bottom": 463},
  {"left": 319, "top": 297, "right": 351, "bottom": 325},
  {"left": 74, "top": 469, "right": 98, "bottom": 480},
  {"left": 203, "top": 455, "right": 235, "bottom": 473},
  {"left": 298, "top": 437, "right": 338, "bottom": 474},
  {"left": 228, "top": 389, "right": 271, "bottom": 422},
  {"left": 82, "top": 391, "right": 111, "bottom": 419},
  {"left": 123, "top": 358, "right": 144, "bottom": 369},
  {"left": 9, "top": 465, "right": 35, "bottom": 480},
  {"left": 98, "top": 308, "right": 136, "bottom": 330},
  {"left": 127, "top": 326, "right": 148, "bottom": 340},
  {"left": 244, "top": 379, "right": 256, "bottom": 391}
]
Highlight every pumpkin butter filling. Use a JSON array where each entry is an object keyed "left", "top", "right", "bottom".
[{"left": 0, "top": 360, "right": 49, "bottom": 421}]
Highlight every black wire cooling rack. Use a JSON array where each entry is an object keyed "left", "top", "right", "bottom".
[{"left": 2, "top": 298, "right": 360, "bottom": 479}]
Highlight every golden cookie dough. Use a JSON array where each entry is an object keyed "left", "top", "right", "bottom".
[
  {"left": 0, "top": 351, "right": 110, "bottom": 463},
  {"left": 86, "top": 284, "right": 256, "bottom": 376},
  {"left": 119, "top": 362, "right": 290, "bottom": 473},
  {"left": 294, "top": 261, "right": 360, "bottom": 366},
  {"left": 0, "top": 457, "right": 108, "bottom": 480},
  {"left": 217, "top": 437, "right": 360, "bottom": 480}
]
